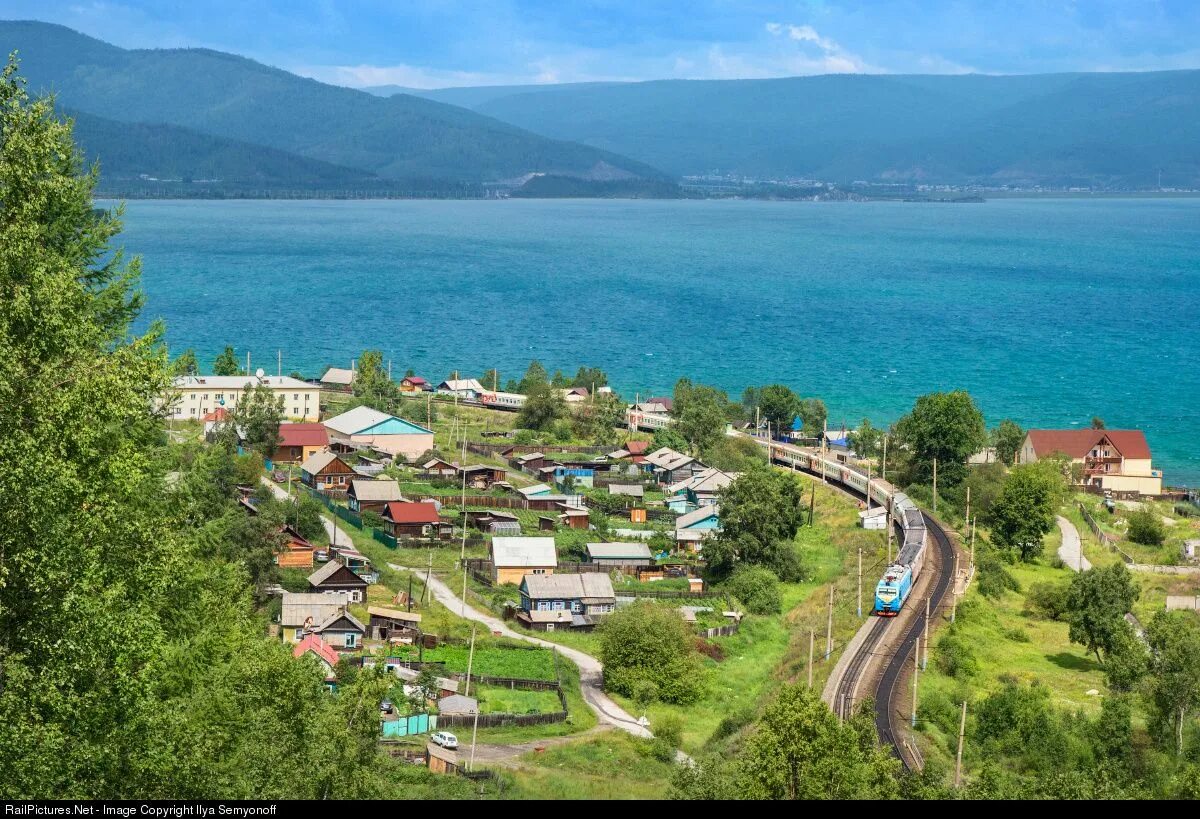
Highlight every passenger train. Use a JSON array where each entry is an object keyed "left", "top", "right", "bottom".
[{"left": 754, "top": 439, "right": 928, "bottom": 616}]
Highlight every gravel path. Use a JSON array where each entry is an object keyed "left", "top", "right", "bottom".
[{"left": 1056, "top": 515, "right": 1092, "bottom": 572}]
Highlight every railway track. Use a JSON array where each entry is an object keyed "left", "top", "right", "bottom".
[
  {"left": 873, "top": 511, "right": 956, "bottom": 768},
  {"left": 756, "top": 436, "right": 957, "bottom": 768}
]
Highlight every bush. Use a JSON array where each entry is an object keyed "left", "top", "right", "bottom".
[
  {"left": 1025, "top": 581, "right": 1071, "bottom": 621},
  {"left": 976, "top": 550, "right": 1020, "bottom": 599},
  {"left": 935, "top": 632, "right": 979, "bottom": 679},
  {"left": 709, "top": 706, "right": 756, "bottom": 743},
  {"left": 725, "top": 564, "right": 782, "bottom": 615},
  {"left": 1126, "top": 508, "right": 1166, "bottom": 546},
  {"left": 600, "top": 602, "right": 707, "bottom": 704}
]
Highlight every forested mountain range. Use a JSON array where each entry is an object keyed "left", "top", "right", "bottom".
[
  {"left": 0, "top": 20, "right": 668, "bottom": 195},
  {"left": 400, "top": 71, "right": 1200, "bottom": 188}
]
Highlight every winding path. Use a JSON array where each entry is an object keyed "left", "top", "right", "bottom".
[
  {"left": 1056, "top": 515, "right": 1092, "bottom": 573},
  {"left": 388, "top": 561, "right": 652, "bottom": 740}
]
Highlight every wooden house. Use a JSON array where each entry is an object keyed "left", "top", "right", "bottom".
[
  {"left": 280, "top": 592, "right": 351, "bottom": 643},
  {"left": 400, "top": 375, "right": 429, "bottom": 393},
  {"left": 272, "top": 422, "right": 330, "bottom": 465},
  {"left": 275, "top": 524, "right": 316, "bottom": 569},
  {"left": 382, "top": 501, "right": 451, "bottom": 540},
  {"left": 308, "top": 560, "right": 369, "bottom": 603},
  {"left": 517, "top": 573, "right": 617, "bottom": 631},
  {"left": 557, "top": 506, "right": 590, "bottom": 530},
  {"left": 348, "top": 478, "right": 404, "bottom": 515},
  {"left": 300, "top": 450, "right": 356, "bottom": 492},
  {"left": 460, "top": 463, "right": 506, "bottom": 489},
  {"left": 367, "top": 605, "right": 422, "bottom": 642},
  {"left": 490, "top": 537, "right": 557, "bottom": 585},
  {"left": 421, "top": 457, "right": 458, "bottom": 477},
  {"left": 586, "top": 542, "right": 654, "bottom": 568},
  {"left": 293, "top": 634, "right": 340, "bottom": 684}
]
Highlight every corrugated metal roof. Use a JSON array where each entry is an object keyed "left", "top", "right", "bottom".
[
  {"left": 491, "top": 537, "right": 558, "bottom": 568},
  {"left": 173, "top": 375, "right": 314, "bottom": 390},
  {"left": 523, "top": 572, "right": 615, "bottom": 600},
  {"left": 676, "top": 505, "right": 720, "bottom": 529},
  {"left": 320, "top": 367, "right": 356, "bottom": 385},
  {"left": 278, "top": 422, "right": 329, "bottom": 447},
  {"left": 281, "top": 592, "right": 350, "bottom": 627},
  {"left": 586, "top": 542, "right": 653, "bottom": 560},
  {"left": 350, "top": 478, "right": 403, "bottom": 502},
  {"left": 300, "top": 449, "right": 347, "bottom": 474}
]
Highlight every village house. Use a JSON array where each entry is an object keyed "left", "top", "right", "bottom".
[
  {"left": 517, "top": 573, "right": 617, "bottom": 631},
  {"left": 586, "top": 542, "right": 654, "bottom": 568},
  {"left": 560, "top": 386, "right": 590, "bottom": 403},
  {"left": 1018, "top": 429, "right": 1163, "bottom": 496},
  {"left": 280, "top": 591, "right": 352, "bottom": 642},
  {"left": 366, "top": 606, "right": 422, "bottom": 642},
  {"left": 459, "top": 463, "right": 507, "bottom": 489},
  {"left": 490, "top": 536, "right": 558, "bottom": 585},
  {"left": 310, "top": 607, "right": 366, "bottom": 651},
  {"left": 399, "top": 375, "right": 429, "bottom": 393},
  {"left": 293, "top": 634, "right": 340, "bottom": 686},
  {"left": 645, "top": 447, "right": 707, "bottom": 484},
  {"left": 300, "top": 450, "right": 356, "bottom": 492},
  {"left": 347, "top": 478, "right": 405, "bottom": 515},
  {"left": 328, "top": 545, "right": 377, "bottom": 583},
  {"left": 202, "top": 407, "right": 232, "bottom": 439},
  {"left": 667, "top": 467, "right": 738, "bottom": 512},
  {"left": 675, "top": 505, "right": 721, "bottom": 552},
  {"left": 323, "top": 406, "right": 435, "bottom": 460},
  {"left": 308, "top": 560, "right": 369, "bottom": 603},
  {"left": 557, "top": 506, "right": 590, "bottom": 530},
  {"left": 319, "top": 367, "right": 355, "bottom": 392},
  {"left": 608, "top": 483, "right": 645, "bottom": 500},
  {"left": 382, "top": 501, "right": 451, "bottom": 540},
  {"left": 515, "top": 482, "right": 553, "bottom": 499},
  {"left": 514, "top": 452, "right": 547, "bottom": 471},
  {"left": 438, "top": 694, "right": 479, "bottom": 717},
  {"left": 272, "top": 422, "right": 330, "bottom": 464},
  {"left": 275, "top": 524, "right": 316, "bottom": 569},
  {"left": 421, "top": 457, "right": 458, "bottom": 477},
  {"left": 162, "top": 374, "right": 320, "bottom": 422},
  {"left": 436, "top": 378, "right": 485, "bottom": 400}
]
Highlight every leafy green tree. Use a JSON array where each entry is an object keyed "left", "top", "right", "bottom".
[
  {"left": 701, "top": 434, "right": 766, "bottom": 472},
  {"left": 706, "top": 467, "right": 806, "bottom": 580},
  {"left": 550, "top": 369, "right": 570, "bottom": 388},
  {"left": 570, "top": 392, "right": 623, "bottom": 444},
  {"left": 571, "top": 365, "right": 608, "bottom": 389},
  {"left": 725, "top": 565, "right": 782, "bottom": 614},
  {"left": 351, "top": 349, "right": 398, "bottom": 414},
  {"left": 0, "top": 65, "right": 466, "bottom": 799},
  {"left": 757, "top": 384, "right": 800, "bottom": 434},
  {"left": 1103, "top": 622, "right": 1149, "bottom": 693},
  {"left": 234, "top": 383, "right": 284, "bottom": 457},
  {"left": 1065, "top": 562, "right": 1140, "bottom": 664},
  {"left": 737, "top": 685, "right": 899, "bottom": 799},
  {"left": 518, "top": 383, "right": 565, "bottom": 431},
  {"left": 988, "top": 462, "right": 1063, "bottom": 560},
  {"left": 993, "top": 419, "right": 1025, "bottom": 465},
  {"left": 952, "top": 462, "right": 1007, "bottom": 522},
  {"left": 1091, "top": 417, "right": 1106, "bottom": 430},
  {"left": 517, "top": 359, "right": 548, "bottom": 393},
  {"left": 848, "top": 417, "right": 883, "bottom": 460},
  {"left": 651, "top": 426, "right": 689, "bottom": 453},
  {"left": 599, "top": 602, "right": 706, "bottom": 704},
  {"left": 672, "top": 381, "right": 729, "bottom": 453},
  {"left": 172, "top": 348, "right": 199, "bottom": 376},
  {"left": 1145, "top": 610, "right": 1200, "bottom": 756},
  {"left": 895, "top": 390, "right": 986, "bottom": 486},
  {"left": 479, "top": 368, "right": 500, "bottom": 391},
  {"left": 797, "top": 397, "right": 827, "bottom": 438},
  {"left": 1126, "top": 507, "right": 1166, "bottom": 546},
  {"left": 213, "top": 345, "right": 242, "bottom": 375}
]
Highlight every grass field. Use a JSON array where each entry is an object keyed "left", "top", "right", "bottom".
[
  {"left": 494, "top": 731, "right": 675, "bottom": 800},
  {"left": 476, "top": 684, "right": 563, "bottom": 715}
]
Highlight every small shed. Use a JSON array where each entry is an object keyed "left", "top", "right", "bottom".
[
  {"left": 586, "top": 542, "right": 654, "bottom": 567},
  {"left": 367, "top": 605, "right": 422, "bottom": 641}
]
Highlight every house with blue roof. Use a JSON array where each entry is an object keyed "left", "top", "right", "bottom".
[{"left": 323, "top": 406, "right": 434, "bottom": 460}]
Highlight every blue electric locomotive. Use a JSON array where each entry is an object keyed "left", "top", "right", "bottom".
[{"left": 874, "top": 564, "right": 913, "bottom": 616}]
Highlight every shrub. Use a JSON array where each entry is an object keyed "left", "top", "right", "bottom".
[
  {"left": 1126, "top": 508, "right": 1166, "bottom": 546},
  {"left": 709, "top": 706, "right": 756, "bottom": 743},
  {"left": 725, "top": 564, "right": 782, "bottom": 615},
  {"left": 1025, "top": 581, "right": 1071, "bottom": 621},
  {"left": 976, "top": 550, "right": 1020, "bottom": 599},
  {"left": 935, "top": 632, "right": 979, "bottom": 679},
  {"left": 600, "top": 602, "right": 707, "bottom": 704}
]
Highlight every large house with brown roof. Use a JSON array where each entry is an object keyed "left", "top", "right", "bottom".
[
  {"left": 1018, "top": 429, "right": 1162, "bottom": 496},
  {"left": 272, "top": 422, "right": 330, "bottom": 464}
]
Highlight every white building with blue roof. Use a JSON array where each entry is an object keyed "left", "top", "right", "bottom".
[{"left": 322, "top": 405, "right": 434, "bottom": 459}]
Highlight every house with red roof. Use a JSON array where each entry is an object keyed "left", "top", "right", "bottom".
[
  {"left": 293, "top": 634, "right": 340, "bottom": 684},
  {"left": 1018, "top": 428, "right": 1162, "bottom": 496},
  {"left": 400, "top": 375, "right": 429, "bottom": 393},
  {"left": 272, "top": 422, "right": 330, "bottom": 464},
  {"left": 382, "top": 501, "right": 453, "bottom": 540}
]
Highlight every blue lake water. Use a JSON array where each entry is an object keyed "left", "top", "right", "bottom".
[{"left": 113, "top": 197, "right": 1200, "bottom": 485}]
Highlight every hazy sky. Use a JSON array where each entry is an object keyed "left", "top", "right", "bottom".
[{"left": 11, "top": 1, "right": 1200, "bottom": 88}]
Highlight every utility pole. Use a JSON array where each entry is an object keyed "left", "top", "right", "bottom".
[
  {"left": 911, "top": 640, "right": 920, "bottom": 728},
  {"left": 882, "top": 434, "right": 887, "bottom": 483},
  {"left": 461, "top": 564, "right": 468, "bottom": 617},
  {"left": 459, "top": 438, "right": 468, "bottom": 564},
  {"left": 954, "top": 701, "right": 968, "bottom": 788},
  {"left": 952, "top": 553, "right": 959, "bottom": 622},
  {"left": 970, "top": 517, "right": 976, "bottom": 571},
  {"left": 424, "top": 551, "right": 433, "bottom": 606},
  {"left": 825, "top": 586, "right": 834, "bottom": 660},
  {"left": 807, "top": 629, "right": 815, "bottom": 688},
  {"left": 407, "top": 574, "right": 413, "bottom": 612},
  {"left": 464, "top": 625, "right": 477, "bottom": 698},
  {"left": 923, "top": 597, "right": 930, "bottom": 670},
  {"left": 857, "top": 547, "right": 863, "bottom": 618},
  {"left": 865, "top": 460, "right": 872, "bottom": 513},
  {"left": 965, "top": 485, "right": 971, "bottom": 533},
  {"left": 277, "top": 349, "right": 281, "bottom": 378},
  {"left": 246, "top": 351, "right": 251, "bottom": 377},
  {"left": 469, "top": 700, "right": 481, "bottom": 772}
]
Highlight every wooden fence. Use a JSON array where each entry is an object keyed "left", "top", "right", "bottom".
[
  {"left": 408, "top": 494, "right": 530, "bottom": 510},
  {"left": 1077, "top": 502, "right": 1129, "bottom": 561},
  {"left": 699, "top": 623, "right": 740, "bottom": 638},
  {"left": 466, "top": 442, "right": 611, "bottom": 456}
]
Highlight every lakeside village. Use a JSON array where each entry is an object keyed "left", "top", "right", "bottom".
[{"left": 157, "top": 352, "right": 1200, "bottom": 780}]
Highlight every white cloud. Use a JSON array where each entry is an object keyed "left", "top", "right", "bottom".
[{"left": 763, "top": 20, "right": 876, "bottom": 74}]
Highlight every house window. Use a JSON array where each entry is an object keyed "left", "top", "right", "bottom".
[
  {"left": 571, "top": 601, "right": 582, "bottom": 613},
  {"left": 537, "top": 602, "right": 550, "bottom": 611},
  {"left": 532, "top": 568, "right": 546, "bottom": 575},
  {"left": 293, "top": 407, "right": 299, "bottom": 416},
  {"left": 552, "top": 601, "right": 565, "bottom": 611},
  {"left": 294, "top": 393, "right": 299, "bottom": 400},
  {"left": 190, "top": 408, "right": 195, "bottom": 416},
  {"left": 344, "top": 633, "right": 357, "bottom": 648}
]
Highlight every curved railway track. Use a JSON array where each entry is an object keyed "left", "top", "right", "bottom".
[{"left": 756, "top": 437, "right": 957, "bottom": 768}]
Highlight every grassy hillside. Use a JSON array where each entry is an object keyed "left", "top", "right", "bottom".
[
  {"left": 431, "top": 71, "right": 1200, "bottom": 187},
  {"left": 0, "top": 20, "right": 667, "bottom": 189}
]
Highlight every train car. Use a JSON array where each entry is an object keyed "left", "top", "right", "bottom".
[{"left": 874, "top": 563, "right": 913, "bottom": 615}]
